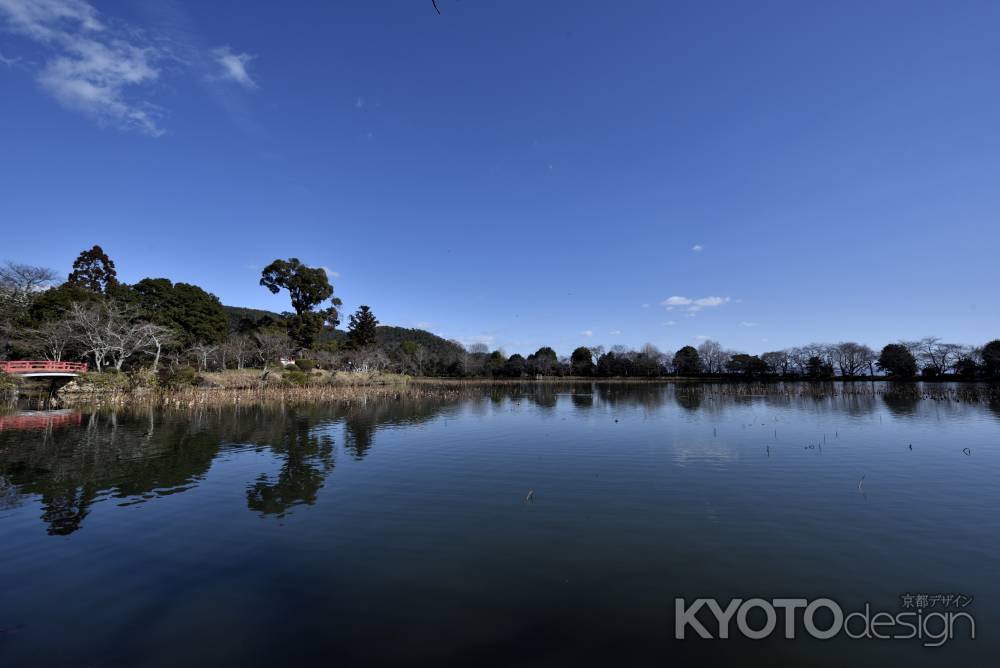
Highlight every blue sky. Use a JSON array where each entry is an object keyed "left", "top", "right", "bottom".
[{"left": 1, "top": 0, "right": 998, "bottom": 355}]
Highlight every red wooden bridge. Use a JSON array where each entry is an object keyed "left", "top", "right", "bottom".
[{"left": 0, "top": 360, "right": 88, "bottom": 377}]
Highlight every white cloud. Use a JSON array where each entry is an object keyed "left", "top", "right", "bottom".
[
  {"left": 0, "top": 0, "right": 165, "bottom": 134},
  {"left": 459, "top": 335, "right": 495, "bottom": 347},
  {"left": 663, "top": 321, "right": 676, "bottom": 326},
  {"left": 319, "top": 266, "right": 340, "bottom": 278},
  {"left": 641, "top": 303, "right": 650, "bottom": 309},
  {"left": 609, "top": 330, "right": 622, "bottom": 335},
  {"left": 355, "top": 96, "right": 364, "bottom": 108},
  {"left": 739, "top": 321, "right": 759, "bottom": 327},
  {"left": 0, "top": 49, "right": 20, "bottom": 66},
  {"left": 581, "top": 330, "right": 593, "bottom": 337},
  {"left": 661, "top": 295, "right": 731, "bottom": 313},
  {"left": 0, "top": 0, "right": 257, "bottom": 134},
  {"left": 694, "top": 335, "right": 709, "bottom": 341},
  {"left": 213, "top": 45, "right": 256, "bottom": 89},
  {"left": 691, "top": 244, "right": 703, "bottom": 252},
  {"left": 414, "top": 321, "right": 434, "bottom": 330}
]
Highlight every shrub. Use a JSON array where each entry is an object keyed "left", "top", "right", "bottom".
[
  {"left": 294, "top": 359, "right": 318, "bottom": 372},
  {"left": 283, "top": 369, "right": 309, "bottom": 386},
  {"left": 158, "top": 365, "right": 197, "bottom": 388}
]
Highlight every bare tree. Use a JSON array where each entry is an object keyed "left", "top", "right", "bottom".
[
  {"left": 188, "top": 343, "right": 217, "bottom": 372},
  {"left": 413, "top": 345, "right": 430, "bottom": 375},
  {"left": 911, "top": 337, "right": 962, "bottom": 375},
  {"left": 254, "top": 330, "right": 292, "bottom": 367},
  {"left": 0, "top": 261, "right": 58, "bottom": 328},
  {"left": 833, "top": 342, "right": 875, "bottom": 377},
  {"left": 139, "top": 323, "right": 174, "bottom": 371},
  {"left": 0, "top": 261, "right": 58, "bottom": 299},
  {"left": 761, "top": 350, "right": 790, "bottom": 375},
  {"left": 66, "top": 300, "right": 166, "bottom": 371},
  {"left": 66, "top": 301, "right": 116, "bottom": 371},
  {"left": 223, "top": 334, "right": 253, "bottom": 370},
  {"left": 697, "top": 340, "right": 728, "bottom": 374},
  {"left": 27, "top": 318, "right": 76, "bottom": 361}
]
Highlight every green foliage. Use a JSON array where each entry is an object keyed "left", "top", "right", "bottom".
[
  {"left": 67, "top": 245, "right": 118, "bottom": 293},
  {"left": 484, "top": 350, "right": 506, "bottom": 376},
  {"left": 877, "top": 344, "right": 917, "bottom": 379},
  {"left": 0, "top": 372, "right": 16, "bottom": 397},
  {"left": 805, "top": 356, "right": 834, "bottom": 380},
  {"left": 282, "top": 369, "right": 310, "bottom": 386},
  {"left": 132, "top": 278, "right": 228, "bottom": 347},
  {"left": 347, "top": 305, "right": 379, "bottom": 349},
  {"left": 28, "top": 283, "right": 100, "bottom": 325},
  {"left": 157, "top": 365, "right": 197, "bottom": 388},
  {"left": 955, "top": 357, "right": 979, "bottom": 379},
  {"left": 983, "top": 340, "right": 1000, "bottom": 378},
  {"left": 527, "top": 346, "right": 559, "bottom": 375},
  {"left": 294, "top": 359, "right": 318, "bottom": 372},
  {"left": 503, "top": 353, "right": 526, "bottom": 377},
  {"left": 725, "top": 353, "right": 767, "bottom": 377},
  {"left": 260, "top": 258, "right": 342, "bottom": 348},
  {"left": 570, "top": 347, "right": 594, "bottom": 376},
  {"left": 673, "top": 346, "right": 703, "bottom": 375}
]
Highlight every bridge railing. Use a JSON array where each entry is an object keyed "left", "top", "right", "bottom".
[{"left": 0, "top": 360, "right": 89, "bottom": 374}]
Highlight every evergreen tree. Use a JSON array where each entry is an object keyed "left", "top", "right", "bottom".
[
  {"left": 260, "top": 258, "right": 342, "bottom": 348},
  {"left": 132, "top": 278, "right": 229, "bottom": 347},
  {"left": 347, "top": 305, "right": 379, "bottom": 349},
  {"left": 672, "top": 345, "right": 703, "bottom": 375},
  {"left": 982, "top": 340, "right": 1000, "bottom": 378},
  {"left": 570, "top": 346, "right": 594, "bottom": 376},
  {"left": 877, "top": 343, "right": 917, "bottom": 378},
  {"left": 67, "top": 245, "right": 118, "bottom": 293}
]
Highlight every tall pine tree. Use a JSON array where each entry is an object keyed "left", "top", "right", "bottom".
[
  {"left": 347, "top": 305, "right": 378, "bottom": 349},
  {"left": 67, "top": 245, "right": 118, "bottom": 293}
]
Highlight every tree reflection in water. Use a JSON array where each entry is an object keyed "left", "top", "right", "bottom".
[
  {"left": 0, "top": 397, "right": 463, "bottom": 534},
  {"left": 1, "top": 382, "right": 995, "bottom": 535}
]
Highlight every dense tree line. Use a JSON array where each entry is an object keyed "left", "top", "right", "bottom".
[{"left": 1, "top": 247, "right": 998, "bottom": 381}]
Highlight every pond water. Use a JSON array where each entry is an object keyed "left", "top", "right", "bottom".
[{"left": 1, "top": 383, "right": 998, "bottom": 666}]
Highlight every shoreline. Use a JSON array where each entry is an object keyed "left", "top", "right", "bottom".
[{"left": 3, "top": 371, "right": 997, "bottom": 410}]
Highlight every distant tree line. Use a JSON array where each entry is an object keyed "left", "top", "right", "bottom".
[{"left": 1, "top": 247, "right": 998, "bottom": 381}]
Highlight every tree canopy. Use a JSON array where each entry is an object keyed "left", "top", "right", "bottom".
[
  {"left": 877, "top": 343, "right": 917, "bottom": 378},
  {"left": 132, "top": 278, "right": 229, "bottom": 347},
  {"left": 673, "top": 346, "right": 702, "bottom": 375},
  {"left": 347, "top": 305, "right": 379, "bottom": 349},
  {"left": 67, "top": 245, "right": 118, "bottom": 293},
  {"left": 259, "top": 258, "right": 342, "bottom": 349}
]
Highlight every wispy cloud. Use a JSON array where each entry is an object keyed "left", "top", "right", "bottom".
[
  {"left": 213, "top": 45, "right": 256, "bottom": 88},
  {"left": 319, "top": 266, "right": 340, "bottom": 279},
  {"left": 459, "top": 334, "right": 495, "bottom": 347},
  {"left": 691, "top": 244, "right": 703, "bottom": 252},
  {"left": 739, "top": 321, "right": 759, "bottom": 327},
  {"left": 663, "top": 321, "right": 676, "bottom": 326},
  {"left": 0, "top": 49, "right": 20, "bottom": 66},
  {"left": 581, "top": 330, "right": 593, "bottom": 337},
  {"left": 609, "top": 330, "right": 622, "bottom": 335},
  {"left": 660, "top": 295, "right": 731, "bottom": 313},
  {"left": 0, "top": 0, "right": 165, "bottom": 134},
  {"left": 641, "top": 303, "right": 650, "bottom": 309},
  {"left": 0, "top": 0, "right": 256, "bottom": 134}
]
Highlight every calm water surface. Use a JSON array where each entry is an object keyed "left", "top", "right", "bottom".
[{"left": 2, "top": 383, "right": 998, "bottom": 666}]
